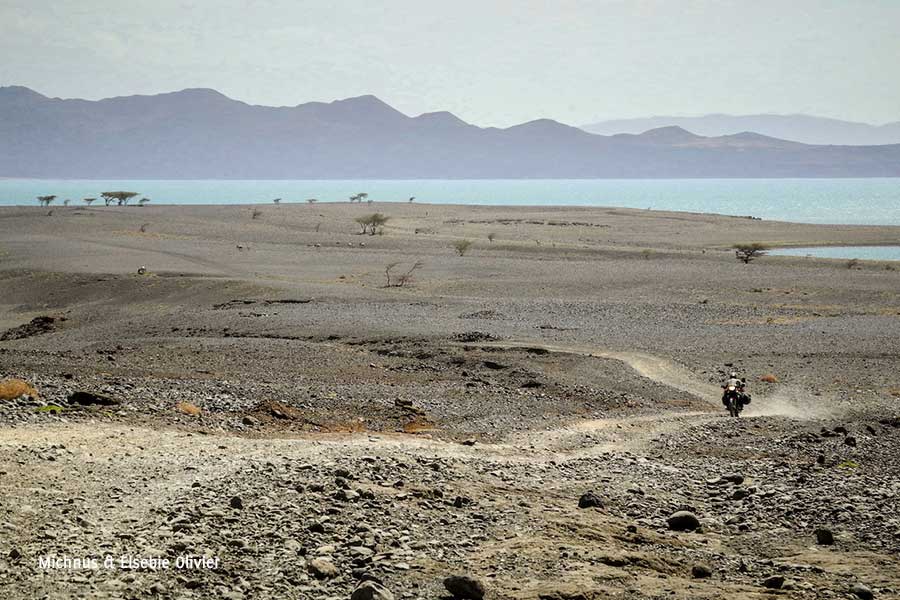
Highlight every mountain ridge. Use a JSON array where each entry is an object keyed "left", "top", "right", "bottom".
[
  {"left": 582, "top": 113, "right": 900, "bottom": 146},
  {"left": 2, "top": 86, "right": 899, "bottom": 179}
]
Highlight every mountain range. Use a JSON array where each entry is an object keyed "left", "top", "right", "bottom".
[
  {"left": 2, "top": 86, "right": 900, "bottom": 179},
  {"left": 581, "top": 114, "right": 900, "bottom": 146}
]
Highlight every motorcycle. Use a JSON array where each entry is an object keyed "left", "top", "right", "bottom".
[{"left": 722, "top": 384, "right": 744, "bottom": 418}]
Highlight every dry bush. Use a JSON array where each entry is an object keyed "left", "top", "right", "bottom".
[
  {"left": 760, "top": 374, "right": 779, "bottom": 383},
  {"left": 0, "top": 379, "right": 38, "bottom": 400},
  {"left": 251, "top": 208, "right": 263, "bottom": 220},
  {"left": 453, "top": 239, "right": 474, "bottom": 256},
  {"left": 888, "top": 388, "right": 900, "bottom": 398},
  {"left": 846, "top": 258, "right": 860, "bottom": 269},
  {"left": 176, "top": 401, "right": 202, "bottom": 416}
]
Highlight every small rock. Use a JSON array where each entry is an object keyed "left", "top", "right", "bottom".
[
  {"left": 691, "top": 564, "right": 712, "bottom": 579},
  {"left": 68, "top": 391, "right": 120, "bottom": 406},
  {"left": 722, "top": 473, "right": 744, "bottom": 484},
  {"left": 815, "top": 527, "right": 834, "bottom": 545},
  {"left": 844, "top": 436, "right": 857, "bottom": 447},
  {"left": 849, "top": 583, "right": 874, "bottom": 600},
  {"left": 443, "top": 574, "right": 486, "bottom": 600},
  {"left": 666, "top": 511, "right": 700, "bottom": 531},
  {"left": 308, "top": 558, "right": 339, "bottom": 579},
  {"left": 8, "top": 548, "right": 21, "bottom": 560},
  {"left": 763, "top": 575, "right": 785, "bottom": 589},
  {"left": 149, "top": 582, "right": 167, "bottom": 595},
  {"left": 577, "top": 491, "right": 603, "bottom": 509},
  {"left": 351, "top": 580, "right": 395, "bottom": 600},
  {"left": 229, "top": 496, "right": 244, "bottom": 510}
]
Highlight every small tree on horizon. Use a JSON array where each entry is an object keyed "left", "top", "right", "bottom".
[
  {"left": 138, "top": 197, "right": 151, "bottom": 207},
  {"left": 37, "top": 195, "right": 56, "bottom": 207},
  {"left": 306, "top": 198, "right": 318, "bottom": 204},
  {"left": 83, "top": 198, "right": 96, "bottom": 206}
]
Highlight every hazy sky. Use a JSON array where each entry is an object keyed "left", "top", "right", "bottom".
[{"left": 2, "top": 0, "right": 898, "bottom": 127}]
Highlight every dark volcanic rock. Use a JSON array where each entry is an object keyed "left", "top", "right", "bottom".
[
  {"left": 577, "top": 491, "right": 603, "bottom": 509},
  {"left": 443, "top": 574, "right": 486, "bottom": 600},
  {"left": 850, "top": 583, "right": 874, "bottom": 600},
  {"left": 1, "top": 316, "right": 61, "bottom": 341},
  {"left": 691, "top": 564, "right": 713, "bottom": 579},
  {"left": 815, "top": 527, "right": 835, "bottom": 545},
  {"left": 763, "top": 575, "right": 785, "bottom": 589},
  {"left": 67, "top": 391, "right": 120, "bottom": 406},
  {"left": 666, "top": 511, "right": 700, "bottom": 531}
]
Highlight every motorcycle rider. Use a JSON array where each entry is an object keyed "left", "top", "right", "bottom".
[{"left": 721, "top": 371, "right": 745, "bottom": 407}]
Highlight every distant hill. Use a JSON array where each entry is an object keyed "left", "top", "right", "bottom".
[
  {"left": 2, "top": 86, "right": 900, "bottom": 179},
  {"left": 581, "top": 114, "right": 900, "bottom": 146}
]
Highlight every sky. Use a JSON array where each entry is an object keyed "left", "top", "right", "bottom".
[{"left": 1, "top": 0, "right": 898, "bottom": 127}]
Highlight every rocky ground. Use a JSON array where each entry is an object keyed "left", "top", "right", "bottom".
[{"left": 0, "top": 203, "right": 899, "bottom": 599}]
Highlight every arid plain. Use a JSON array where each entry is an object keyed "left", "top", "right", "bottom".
[{"left": 1, "top": 202, "right": 899, "bottom": 599}]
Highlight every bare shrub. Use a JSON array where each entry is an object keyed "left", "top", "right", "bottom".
[
  {"left": 846, "top": 258, "right": 860, "bottom": 269},
  {"left": 734, "top": 243, "right": 768, "bottom": 264},
  {"left": 385, "top": 260, "right": 423, "bottom": 287},
  {"left": 453, "top": 240, "right": 474, "bottom": 256},
  {"left": 487, "top": 232, "right": 496, "bottom": 243},
  {"left": 251, "top": 208, "right": 263, "bottom": 220},
  {"left": 139, "top": 223, "right": 149, "bottom": 233}
]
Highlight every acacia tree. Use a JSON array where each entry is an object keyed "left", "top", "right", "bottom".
[
  {"left": 138, "top": 197, "right": 151, "bottom": 207},
  {"left": 306, "top": 198, "right": 318, "bottom": 204},
  {"left": 734, "top": 243, "right": 768, "bottom": 264},
  {"left": 354, "top": 213, "right": 389, "bottom": 235},
  {"left": 102, "top": 191, "right": 139, "bottom": 206},
  {"left": 37, "top": 195, "right": 56, "bottom": 207},
  {"left": 83, "top": 198, "right": 96, "bottom": 206}
]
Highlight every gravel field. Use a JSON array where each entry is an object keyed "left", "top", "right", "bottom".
[{"left": 0, "top": 202, "right": 898, "bottom": 599}]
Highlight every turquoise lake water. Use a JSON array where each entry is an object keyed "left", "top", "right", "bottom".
[
  {"left": 2, "top": 178, "right": 900, "bottom": 226},
  {"left": 769, "top": 246, "right": 900, "bottom": 261}
]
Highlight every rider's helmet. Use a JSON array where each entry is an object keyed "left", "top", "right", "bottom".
[{"left": 729, "top": 371, "right": 737, "bottom": 378}]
